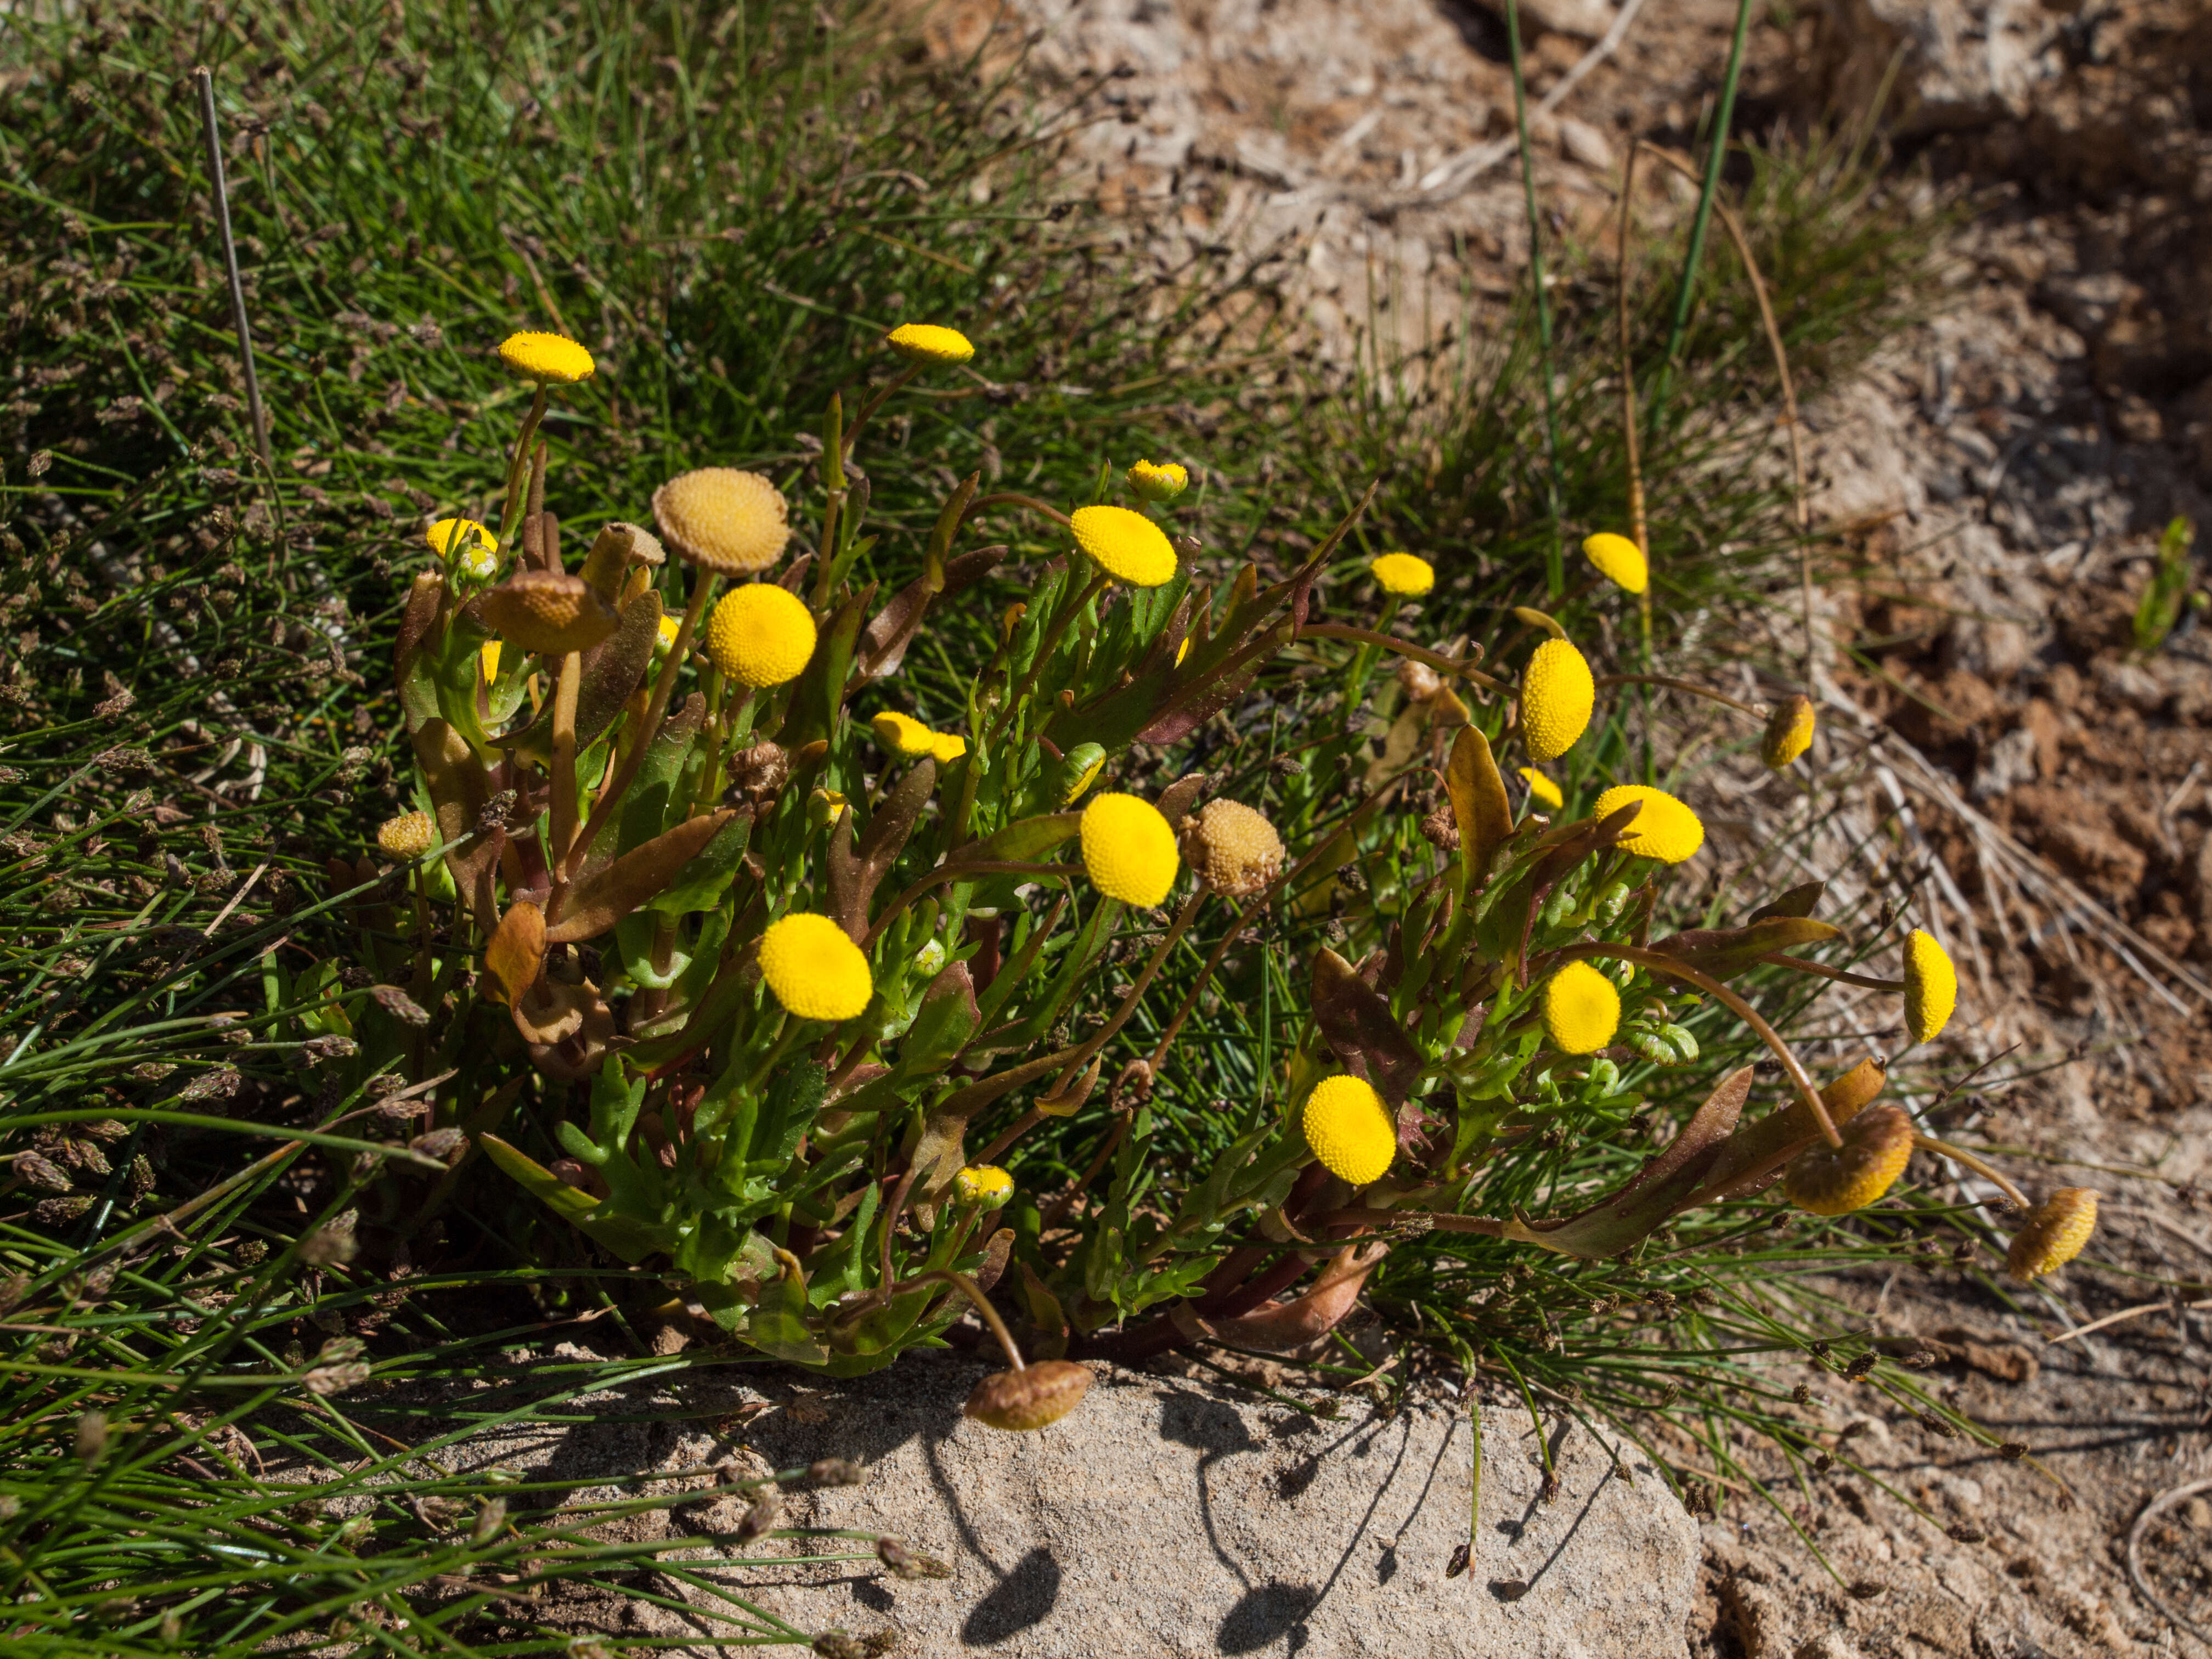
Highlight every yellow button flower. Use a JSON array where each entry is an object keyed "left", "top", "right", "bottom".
[
  {"left": 1762, "top": 694, "right": 1815, "bottom": 769},
  {"left": 498, "top": 330, "right": 595, "bottom": 383},
  {"left": 1079, "top": 792, "right": 1179, "bottom": 906},
  {"left": 871, "top": 711, "right": 938, "bottom": 758},
  {"left": 758, "top": 912, "right": 873, "bottom": 1022},
  {"left": 1070, "top": 504, "right": 1177, "bottom": 588},
  {"left": 1781, "top": 1104, "right": 1912, "bottom": 1215},
  {"left": 1590, "top": 784, "right": 1705, "bottom": 864},
  {"left": 1902, "top": 928, "right": 1956, "bottom": 1045},
  {"left": 1126, "top": 458, "right": 1188, "bottom": 502},
  {"left": 2006, "top": 1187, "right": 2097, "bottom": 1281},
  {"left": 1518, "top": 766, "right": 1563, "bottom": 810},
  {"left": 1369, "top": 552, "right": 1435, "bottom": 597},
  {"left": 652, "top": 467, "right": 792, "bottom": 574},
  {"left": 376, "top": 810, "right": 435, "bottom": 860},
  {"left": 1581, "top": 532, "right": 1648, "bottom": 595},
  {"left": 1542, "top": 961, "right": 1620, "bottom": 1054},
  {"left": 426, "top": 518, "right": 497, "bottom": 560},
  {"left": 1301, "top": 1075, "right": 1396, "bottom": 1186},
  {"left": 955, "top": 1165, "right": 1014, "bottom": 1206},
  {"left": 930, "top": 731, "right": 968, "bottom": 765},
  {"left": 886, "top": 323, "right": 975, "bottom": 365},
  {"left": 1521, "top": 637, "right": 1594, "bottom": 761},
  {"left": 706, "top": 583, "right": 818, "bottom": 689},
  {"left": 1195, "top": 799, "right": 1285, "bottom": 899},
  {"left": 479, "top": 640, "right": 503, "bottom": 684}
]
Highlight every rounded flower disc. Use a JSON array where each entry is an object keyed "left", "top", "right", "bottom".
[
  {"left": 1302, "top": 1074, "right": 1396, "bottom": 1187},
  {"left": 1126, "top": 458, "right": 1188, "bottom": 502},
  {"left": 1542, "top": 961, "right": 1621, "bottom": 1054},
  {"left": 1196, "top": 799, "right": 1285, "bottom": 899},
  {"left": 1521, "top": 637, "right": 1595, "bottom": 761},
  {"left": 1781, "top": 1103, "right": 1914, "bottom": 1216},
  {"left": 652, "top": 468, "right": 792, "bottom": 574},
  {"left": 1070, "top": 504, "right": 1177, "bottom": 587},
  {"left": 706, "top": 583, "right": 818, "bottom": 689},
  {"left": 1762, "top": 694, "right": 1816, "bottom": 770},
  {"left": 1518, "top": 766, "right": 1564, "bottom": 810},
  {"left": 377, "top": 810, "right": 435, "bottom": 860},
  {"left": 426, "top": 518, "right": 496, "bottom": 559},
  {"left": 498, "top": 330, "right": 595, "bottom": 383},
  {"left": 2006, "top": 1187, "right": 2097, "bottom": 1281},
  {"left": 1080, "top": 792, "right": 1180, "bottom": 906},
  {"left": 871, "top": 711, "right": 938, "bottom": 758},
  {"left": 758, "top": 913, "right": 873, "bottom": 1022},
  {"left": 1902, "top": 928, "right": 1956, "bottom": 1045},
  {"left": 887, "top": 323, "right": 975, "bottom": 364},
  {"left": 1591, "top": 784, "right": 1705, "bottom": 864},
  {"left": 929, "top": 731, "right": 968, "bottom": 765},
  {"left": 955, "top": 1164, "right": 1014, "bottom": 1207},
  {"left": 1370, "top": 552, "right": 1435, "bottom": 597},
  {"left": 1581, "top": 532, "right": 1649, "bottom": 595}
]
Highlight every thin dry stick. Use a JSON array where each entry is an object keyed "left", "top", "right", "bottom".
[
  {"left": 2128, "top": 1477, "right": 2212, "bottom": 1647},
  {"left": 193, "top": 67, "right": 270, "bottom": 470},
  {"left": 2047, "top": 1297, "right": 2212, "bottom": 1347},
  {"left": 1616, "top": 138, "right": 1651, "bottom": 659}
]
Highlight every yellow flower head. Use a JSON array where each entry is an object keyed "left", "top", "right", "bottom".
[
  {"left": 1591, "top": 784, "right": 1705, "bottom": 864},
  {"left": 929, "top": 731, "right": 968, "bottom": 765},
  {"left": 1079, "top": 792, "right": 1180, "bottom": 907},
  {"left": 1518, "top": 766, "right": 1564, "bottom": 810},
  {"left": 426, "top": 518, "right": 496, "bottom": 560},
  {"left": 376, "top": 810, "right": 435, "bottom": 860},
  {"left": 1059, "top": 743, "right": 1107, "bottom": 805},
  {"left": 1175, "top": 634, "right": 1191, "bottom": 667},
  {"left": 1126, "top": 458, "right": 1188, "bottom": 503},
  {"left": 886, "top": 323, "right": 975, "bottom": 365},
  {"left": 1301, "top": 1074, "right": 1396, "bottom": 1186},
  {"left": 955, "top": 1164, "right": 1014, "bottom": 1207},
  {"left": 706, "top": 583, "right": 818, "bottom": 689},
  {"left": 1370, "top": 552, "right": 1435, "bottom": 597},
  {"left": 871, "top": 711, "right": 938, "bottom": 758},
  {"left": 1581, "top": 532, "right": 1648, "bottom": 595},
  {"left": 1542, "top": 961, "right": 1621, "bottom": 1054},
  {"left": 1195, "top": 799, "right": 1285, "bottom": 899},
  {"left": 1781, "top": 1103, "right": 1914, "bottom": 1216},
  {"left": 757, "top": 912, "right": 873, "bottom": 1022},
  {"left": 652, "top": 467, "right": 792, "bottom": 574},
  {"left": 1070, "top": 504, "right": 1177, "bottom": 588},
  {"left": 1762, "top": 694, "right": 1816, "bottom": 770},
  {"left": 1521, "top": 637, "right": 1594, "bottom": 761},
  {"left": 2006, "top": 1187, "right": 2097, "bottom": 1281},
  {"left": 1902, "top": 928, "right": 1956, "bottom": 1045},
  {"left": 655, "top": 613, "right": 680, "bottom": 655},
  {"left": 479, "top": 639, "right": 503, "bottom": 684},
  {"left": 498, "top": 330, "right": 595, "bottom": 384}
]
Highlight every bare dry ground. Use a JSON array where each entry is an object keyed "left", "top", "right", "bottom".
[{"left": 912, "top": 2, "right": 2212, "bottom": 1652}]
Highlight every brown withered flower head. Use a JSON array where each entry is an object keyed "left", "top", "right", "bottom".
[
  {"left": 726, "top": 740, "right": 790, "bottom": 805},
  {"left": 473, "top": 569, "right": 619, "bottom": 657},
  {"left": 963, "top": 1359, "right": 1093, "bottom": 1432},
  {"left": 652, "top": 467, "right": 792, "bottom": 574},
  {"left": 1193, "top": 799, "right": 1285, "bottom": 899},
  {"left": 1396, "top": 656, "right": 1443, "bottom": 703}
]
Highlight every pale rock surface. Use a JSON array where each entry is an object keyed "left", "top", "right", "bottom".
[{"left": 732, "top": 1354, "right": 1698, "bottom": 1657}]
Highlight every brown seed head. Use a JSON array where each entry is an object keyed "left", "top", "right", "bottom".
[
  {"left": 376, "top": 810, "right": 435, "bottom": 860},
  {"left": 653, "top": 467, "right": 792, "bottom": 574},
  {"left": 727, "top": 740, "right": 790, "bottom": 804},
  {"left": 473, "top": 569, "right": 619, "bottom": 657},
  {"left": 876, "top": 1536, "right": 953, "bottom": 1579},
  {"left": 1194, "top": 798, "right": 1285, "bottom": 899},
  {"left": 2006, "top": 1187, "right": 2098, "bottom": 1281},
  {"left": 1781, "top": 1103, "right": 1914, "bottom": 1216},
  {"left": 808, "top": 1457, "right": 864, "bottom": 1487},
  {"left": 963, "top": 1360, "right": 1093, "bottom": 1432},
  {"left": 1396, "top": 657, "right": 1443, "bottom": 702}
]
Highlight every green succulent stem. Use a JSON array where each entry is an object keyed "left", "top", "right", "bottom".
[{"left": 496, "top": 383, "right": 550, "bottom": 546}]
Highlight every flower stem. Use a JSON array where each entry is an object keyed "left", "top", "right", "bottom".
[
  {"left": 905, "top": 1269, "right": 1025, "bottom": 1371},
  {"left": 1002, "top": 569, "right": 1109, "bottom": 724},
  {"left": 1759, "top": 953, "right": 1904, "bottom": 993},
  {"left": 1593, "top": 673, "right": 1764, "bottom": 719},
  {"left": 1911, "top": 1134, "right": 2030, "bottom": 1210},
  {"left": 1299, "top": 624, "right": 1505, "bottom": 692},
  {"left": 498, "top": 384, "right": 550, "bottom": 547}
]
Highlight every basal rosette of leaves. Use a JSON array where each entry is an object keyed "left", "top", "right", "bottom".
[{"left": 329, "top": 325, "right": 2092, "bottom": 1415}]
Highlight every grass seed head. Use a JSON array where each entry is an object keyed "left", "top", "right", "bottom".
[
  {"left": 1761, "top": 693, "right": 1816, "bottom": 769},
  {"left": 1781, "top": 1103, "right": 1914, "bottom": 1216},
  {"left": 758, "top": 913, "right": 873, "bottom": 1023},
  {"left": 1542, "top": 961, "right": 1622, "bottom": 1054},
  {"left": 964, "top": 1359, "right": 1093, "bottom": 1431},
  {"left": 1903, "top": 928, "right": 1957, "bottom": 1045},
  {"left": 1369, "top": 552, "right": 1435, "bottom": 596},
  {"left": 1591, "top": 783, "right": 1705, "bottom": 864},
  {"left": 1194, "top": 798, "right": 1285, "bottom": 898},
  {"left": 1125, "top": 457, "right": 1188, "bottom": 501},
  {"left": 2006, "top": 1187, "right": 2097, "bottom": 1280},
  {"left": 885, "top": 322, "right": 974, "bottom": 364},
  {"left": 1301, "top": 1074, "right": 1396, "bottom": 1186},
  {"left": 707, "top": 583, "right": 818, "bottom": 688},
  {"left": 496, "top": 330, "right": 595, "bottom": 383},
  {"left": 1521, "top": 637, "right": 1594, "bottom": 761},
  {"left": 652, "top": 467, "right": 793, "bottom": 574},
  {"left": 1079, "top": 792, "right": 1180, "bottom": 906},
  {"left": 1070, "top": 503, "right": 1177, "bottom": 587},
  {"left": 1581, "top": 532, "right": 1648, "bottom": 595},
  {"left": 376, "top": 811, "right": 434, "bottom": 860}
]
